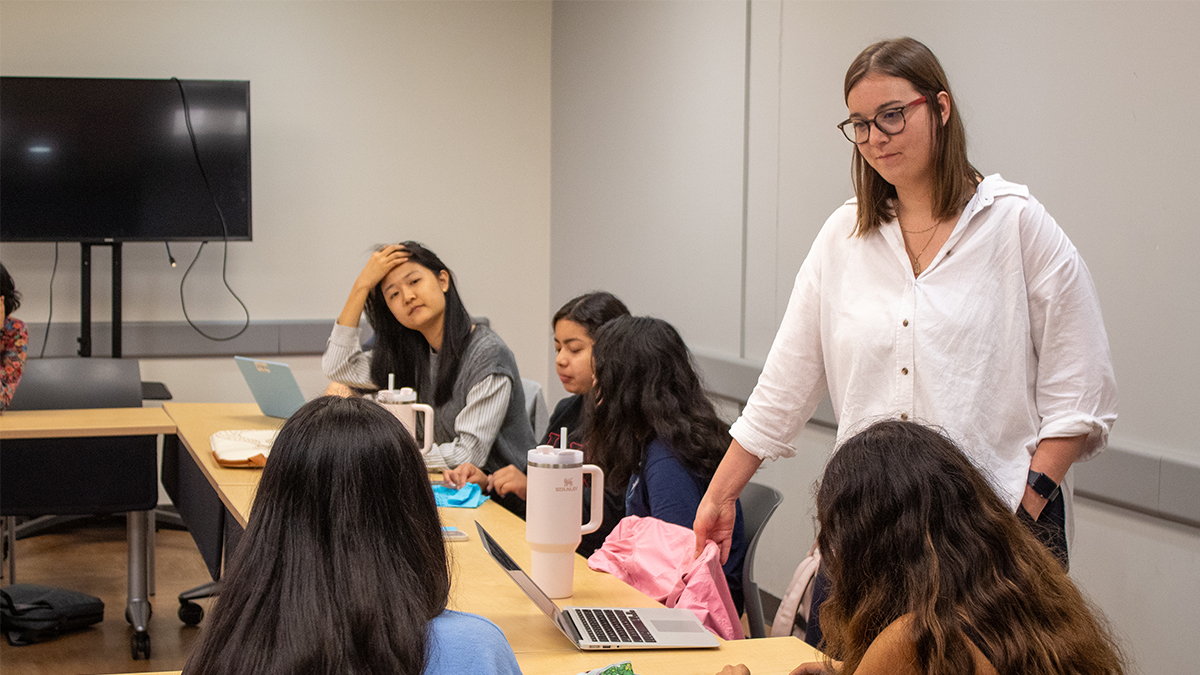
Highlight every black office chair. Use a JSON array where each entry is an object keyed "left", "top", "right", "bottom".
[
  {"left": 739, "top": 482, "right": 785, "bottom": 638},
  {"left": 1, "top": 357, "right": 157, "bottom": 658}
]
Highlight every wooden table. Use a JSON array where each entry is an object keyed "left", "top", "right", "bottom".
[
  {"left": 152, "top": 403, "right": 821, "bottom": 675},
  {"left": 161, "top": 402, "right": 279, "bottom": 529},
  {"left": 0, "top": 407, "right": 175, "bottom": 440},
  {"left": 0, "top": 406, "right": 176, "bottom": 658}
]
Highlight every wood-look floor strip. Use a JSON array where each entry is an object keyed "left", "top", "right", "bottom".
[{"left": 1, "top": 519, "right": 213, "bottom": 675}]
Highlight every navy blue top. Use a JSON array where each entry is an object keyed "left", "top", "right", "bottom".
[{"left": 625, "top": 438, "right": 746, "bottom": 614}]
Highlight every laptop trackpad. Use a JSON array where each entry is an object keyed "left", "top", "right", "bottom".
[{"left": 652, "top": 619, "right": 706, "bottom": 633}]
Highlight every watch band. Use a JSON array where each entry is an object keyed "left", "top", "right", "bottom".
[{"left": 1027, "top": 469, "right": 1061, "bottom": 501}]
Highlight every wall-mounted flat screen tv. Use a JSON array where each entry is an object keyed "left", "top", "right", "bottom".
[{"left": 1, "top": 76, "right": 250, "bottom": 242}]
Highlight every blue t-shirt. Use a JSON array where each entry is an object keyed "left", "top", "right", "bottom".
[
  {"left": 625, "top": 438, "right": 747, "bottom": 613},
  {"left": 424, "top": 610, "right": 521, "bottom": 675}
]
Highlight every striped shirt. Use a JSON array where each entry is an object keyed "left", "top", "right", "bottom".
[{"left": 322, "top": 323, "right": 514, "bottom": 470}]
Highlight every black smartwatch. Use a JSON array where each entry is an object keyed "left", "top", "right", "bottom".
[{"left": 1026, "top": 469, "right": 1061, "bottom": 501}]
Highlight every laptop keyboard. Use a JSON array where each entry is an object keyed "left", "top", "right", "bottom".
[{"left": 577, "top": 608, "right": 656, "bottom": 644}]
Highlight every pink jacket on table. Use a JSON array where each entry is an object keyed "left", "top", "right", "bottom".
[{"left": 586, "top": 515, "right": 744, "bottom": 640}]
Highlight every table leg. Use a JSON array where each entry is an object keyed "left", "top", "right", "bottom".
[
  {"left": 127, "top": 509, "right": 152, "bottom": 658},
  {"left": 4, "top": 516, "right": 14, "bottom": 583}
]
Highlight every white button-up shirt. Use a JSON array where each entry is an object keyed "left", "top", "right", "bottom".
[{"left": 731, "top": 175, "right": 1117, "bottom": 508}]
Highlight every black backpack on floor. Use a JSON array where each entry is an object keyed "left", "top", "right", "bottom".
[{"left": 1, "top": 583, "right": 105, "bottom": 646}]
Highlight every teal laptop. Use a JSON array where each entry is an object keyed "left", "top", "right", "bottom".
[{"left": 234, "top": 356, "right": 307, "bottom": 418}]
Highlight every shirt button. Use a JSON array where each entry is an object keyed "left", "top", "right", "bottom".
[
  {"left": 902, "top": 319, "right": 909, "bottom": 327},
  {"left": 900, "top": 413, "right": 909, "bottom": 421},
  {"left": 901, "top": 367, "right": 909, "bottom": 375}
]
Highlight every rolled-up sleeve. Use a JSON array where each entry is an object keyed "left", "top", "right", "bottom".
[
  {"left": 321, "top": 323, "right": 375, "bottom": 390},
  {"left": 424, "top": 375, "right": 511, "bottom": 470},
  {"left": 1021, "top": 197, "right": 1118, "bottom": 461}
]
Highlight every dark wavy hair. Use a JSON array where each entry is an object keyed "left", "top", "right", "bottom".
[
  {"left": 586, "top": 316, "right": 728, "bottom": 493},
  {"left": 1, "top": 264, "right": 20, "bottom": 317},
  {"left": 552, "top": 291, "right": 630, "bottom": 336},
  {"left": 844, "top": 37, "right": 981, "bottom": 236},
  {"left": 363, "top": 241, "right": 473, "bottom": 406},
  {"left": 183, "top": 397, "right": 451, "bottom": 675},
  {"left": 816, "top": 421, "right": 1125, "bottom": 675}
]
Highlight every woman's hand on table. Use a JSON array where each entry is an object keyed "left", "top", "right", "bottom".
[
  {"left": 443, "top": 463, "right": 487, "bottom": 489},
  {"left": 790, "top": 661, "right": 838, "bottom": 674},
  {"left": 488, "top": 464, "right": 528, "bottom": 500},
  {"left": 714, "top": 658, "right": 835, "bottom": 674}
]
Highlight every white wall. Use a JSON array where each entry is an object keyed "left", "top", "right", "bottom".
[
  {"left": 549, "top": 0, "right": 749, "bottom": 401},
  {"left": 0, "top": 0, "right": 553, "bottom": 397}
]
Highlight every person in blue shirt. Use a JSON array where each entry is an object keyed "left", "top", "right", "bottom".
[
  {"left": 183, "top": 396, "right": 521, "bottom": 675},
  {"left": 586, "top": 315, "right": 747, "bottom": 614}
]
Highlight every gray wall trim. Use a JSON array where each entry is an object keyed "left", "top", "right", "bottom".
[
  {"left": 694, "top": 350, "right": 1200, "bottom": 529},
  {"left": 25, "top": 320, "right": 333, "bottom": 359},
  {"left": 22, "top": 317, "right": 489, "bottom": 360}
]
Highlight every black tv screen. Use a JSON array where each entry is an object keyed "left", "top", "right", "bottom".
[{"left": 1, "top": 77, "right": 250, "bottom": 242}]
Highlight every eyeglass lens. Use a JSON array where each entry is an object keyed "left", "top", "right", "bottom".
[{"left": 843, "top": 109, "right": 907, "bottom": 144}]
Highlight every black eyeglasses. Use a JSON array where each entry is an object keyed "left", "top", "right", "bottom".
[{"left": 837, "top": 96, "right": 927, "bottom": 144}]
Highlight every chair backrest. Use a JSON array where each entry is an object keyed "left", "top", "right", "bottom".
[
  {"left": 7, "top": 357, "right": 143, "bottom": 410},
  {"left": 522, "top": 378, "right": 548, "bottom": 440},
  {"left": 2, "top": 357, "right": 154, "bottom": 516},
  {"left": 739, "top": 481, "right": 784, "bottom": 638}
]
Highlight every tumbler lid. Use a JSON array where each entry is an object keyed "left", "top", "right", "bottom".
[
  {"left": 527, "top": 445, "right": 583, "bottom": 466},
  {"left": 378, "top": 387, "right": 417, "bottom": 404}
]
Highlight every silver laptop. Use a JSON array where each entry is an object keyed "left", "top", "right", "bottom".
[
  {"left": 474, "top": 522, "right": 719, "bottom": 650},
  {"left": 234, "top": 356, "right": 307, "bottom": 418}
]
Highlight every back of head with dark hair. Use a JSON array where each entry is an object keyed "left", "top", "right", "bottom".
[
  {"left": 816, "top": 420, "right": 1124, "bottom": 675},
  {"left": 552, "top": 292, "right": 630, "bottom": 337},
  {"left": 586, "top": 316, "right": 728, "bottom": 493},
  {"left": 184, "top": 396, "right": 450, "bottom": 675},
  {"left": 843, "top": 37, "right": 980, "bottom": 235},
  {"left": 1, "top": 264, "right": 20, "bottom": 317},
  {"left": 363, "top": 241, "right": 472, "bottom": 406}
]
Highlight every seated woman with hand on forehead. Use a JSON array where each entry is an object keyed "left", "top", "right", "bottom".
[
  {"left": 323, "top": 241, "right": 535, "bottom": 474},
  {"left": 717, "top": 420, "right": 1125, "bottom": 675}
]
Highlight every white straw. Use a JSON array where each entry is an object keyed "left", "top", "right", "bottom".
[
  {"left": 561, "top": 427, "right": 568, "bottom": 450},
  {"left": 388, "top": 373, "right": 395, "bottom": 391}
]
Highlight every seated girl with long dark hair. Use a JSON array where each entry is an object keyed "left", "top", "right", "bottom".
[
  {"left": 718, "top": 420, "right": 1124, "bottom": 675},
  {"left": 587, "top": 315, "right": 747, "bottom": 613},
  {"left": 442, "top": 291, "right": 630, "bottom": 554},
  {"left": 323, "top": 241, "right": 536, "bottom": 473},
  {"left": 183, "top": 396, "right": 522, "bottom": 675}
]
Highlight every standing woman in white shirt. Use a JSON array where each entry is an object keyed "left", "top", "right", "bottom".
[
  {"left": 694, "top": 36, "right": 1116, "bottom": 641},
  {"left": 322, "top": 241, "right": 535, "bottom": 474}
]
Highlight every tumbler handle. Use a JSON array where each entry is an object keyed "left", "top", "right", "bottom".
[{"left": 581, "top": 464, "right": 605, "bottom": 535}]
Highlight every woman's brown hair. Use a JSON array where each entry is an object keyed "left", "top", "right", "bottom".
[
  {"left": 844, "top": 37, "right": 981, "bottom": 236},
  {"left": 817, "top": 421, "right": 1125, "bottom": 675}
]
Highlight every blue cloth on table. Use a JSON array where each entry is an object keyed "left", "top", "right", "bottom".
[{"left": 432, "top": 483, "right": 490, "bottom": 508}]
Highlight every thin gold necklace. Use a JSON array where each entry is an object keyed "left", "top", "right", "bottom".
[
  {"left": 899, "top": 222, "right": 939, "bottom": 235},
  {"left": 903, "top": 222, "right": 941, "bottom": 276}
]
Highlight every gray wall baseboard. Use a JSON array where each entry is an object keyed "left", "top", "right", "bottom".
[
  {"left": 694, "top": 351, "right": 1200, "bottom": 529},
  {"left": 25, "top": 320, "right": 333, "bottom": 359}
]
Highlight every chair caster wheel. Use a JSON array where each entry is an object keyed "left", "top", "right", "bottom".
[
  {"left": 179, "top": 600, "right": 204, "bottom": 626},
  {"left": 131, "top": 631, "right": 151, "bottom": 659}
]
